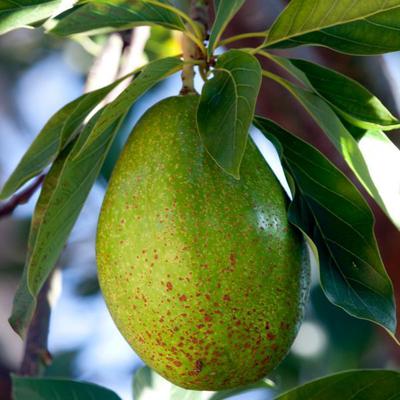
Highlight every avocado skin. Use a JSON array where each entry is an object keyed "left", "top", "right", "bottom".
[{"left": 96, "top": 95, "right": 310, "bottom": 390}]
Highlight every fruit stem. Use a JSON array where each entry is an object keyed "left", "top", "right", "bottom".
[{"left": 180, "top": 0, "right": 209, "bottom": 95}]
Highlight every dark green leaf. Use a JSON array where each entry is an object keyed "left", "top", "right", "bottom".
[
  {"left": 76, "top": 56, "right": 182, "bottom": 156},
  {"left": 265, "top": 7, "right": 400, "bottom": 55},
  {"left": 265, "top": 0, "right": 400, "bottom": 55},
  {"left": 51, "top": 0, "right": 185, "bottom": 36},
  {"left": 270, "top": 56, "right": 400, "bottom": 130},
  {"left": 254, "top": 117, "right": 397, "bottom": 337},
  {"left": 197, "top": 49, "right": 261, "bottom": 178},
  {"left": 208, "top": 0, "right": 245, "bottom": 54},
  {"left": 0, "top": 74, "right": 133, "bottom": 200},
  {"left": 0, "top": 0, "right": 69, "bottom": 35},
  {"left": 12, "top": 375, "right": 122, "bottom": 400},
  {"left": 263, "top": 71, "right": 396, "bottom": 229},
  {"left": 275, "top": 370, "right": 400, "bottom": 399},
  {"left": 9, "top": 144, "right": 72, "bottom": 337}
]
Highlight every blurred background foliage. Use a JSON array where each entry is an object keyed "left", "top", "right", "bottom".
[{"left": 0, "top": 1, "right": 400, "bottom": 399}]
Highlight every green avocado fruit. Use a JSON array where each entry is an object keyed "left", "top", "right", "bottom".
[{"left": 96, "top": 95, "right": 310, "bottom": 390}]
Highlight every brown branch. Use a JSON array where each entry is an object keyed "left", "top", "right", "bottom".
[
  {"left": 0, "top": 175, "right": 45, "bottom": 219},
  {"left": 19, "top": 276, "right": 53, "bottom": 376}
]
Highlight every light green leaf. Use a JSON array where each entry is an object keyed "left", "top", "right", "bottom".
[
  {"left": 75, "top": 56, "right": 182, "bottom": 156},
  {"left": 269, "top": 56, "right": 400, "bottom": 131},
  {"left": 208, "top": 0, "right": 245, "bottom": 55},
  {"left": 265, "top": 0, "right": 400, "bottom": 54},
  {"left": 254, "top": 116, "right": 397, "bottom": 338},
  {"left": 275, "top": 369, "right": 400, "bottom": 399},
  {"left": 133, "top": 366, "right": 274, "bottom": 400},
  {"left": 133, "top": 367, "right": 204, "bottom": 400},
  {"left": 51, "top": 0, "right": 185, "bottom": 36},
  {"left": 263, "top": 70, "right": 397, "bottom": 229},
  {"left": 265, "top": 7, "right": 400, "bottom": 55},
  {"left": 0, "top": 73, "right": 133, "bottom": 200},
  {"left": 209, "top": 378, "right": 274, "bottom": 400},
  {"left": 357, "top": 129, "right": 400, "bottom": 230},
  {"left": 0, "top": 0, "right": 71, "bottom": 35},
  {"left": 12, "top": 375, "right": 122, "bottom": 400},
  {"left": 197, "top": 49, "right": 261, "bottom": 178}
]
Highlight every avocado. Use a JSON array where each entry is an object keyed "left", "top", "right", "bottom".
[{"left": 96, "top": 95, "right": 310, "bottom": 390}]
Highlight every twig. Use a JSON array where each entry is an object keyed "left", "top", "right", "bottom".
[
  {"left": 0, "top": 175, "right": 45, "bottom": 219},
  {"left": 18, "top": 276, "right": 53, "bottom": 376}
]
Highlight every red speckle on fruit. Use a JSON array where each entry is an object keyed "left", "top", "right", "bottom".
[
  {"left": 173, "top": 360, "right": 182, "bottom": 367},
  {"left": 267, "top": 332, "right": 276, "bottom": 340},
  {"left": 204, "top": 315, "right": 212, "bottom": 322},
  {"left": 229, "top": 253, "right": 237, "bottom": 266},
  {"left": 194, "top": 360, "right": 203, "bottom": 374},
  {"left": 179, "top": 295, "right": 187, "bottom": 302},
  {"left": 223, "top": 294, "right": 231, "bottom": 301},
  {"left": 166, "top": 282, "right": 173, "bottom": 291},
  {"left": 280, "top": 321, "right": 289, "bottom": 330}
]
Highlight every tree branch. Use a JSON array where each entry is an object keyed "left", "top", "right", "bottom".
[
  {"left": 18, "top": 275, "right": 53, "bottom": 376},
  {"left": 0, "top": 175, "right": 45, "bottom": 219}
]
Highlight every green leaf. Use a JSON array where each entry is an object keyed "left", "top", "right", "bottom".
[
  {"left": 197, "top": 49, "right": 261, "bottom": 178},
  {"left": 25, "top": 56, "right": 181, "bottom": 298},
  {"left": 51, "top": 0, "right": 185, "bottom": 36},
  {"left": 254, "top": 116, "right": 397, "bottom": 337},
  {"left": 9, "top": 143, "right": 73, "bottom": 337},
  {"left": 133, "top": 366, "right": 274, "bottom": 400},
  {"left": 263, "top": 71, "right": 397, "bottom": 229},
  {"left": 0, "top": 73, "right": 133, "bottom": 200},
  {"left": 25, "top": 109, "right": 123, "bottom": 297},
  {"left": 270, "top": 56, "right": 400, "bottom": 131},
  {"left": 208, "top": 0, "right": 245, "bottom": 54},
  {"left": 265, "top": 0, "right": 400, "bottom": 55},
  {"left": 12, "top": 375, "right": 122, "bottom": 400},
  {"left": 265, "top": 7, "right": 400, "bottom": 55},
  {"left": 0, "top": 0, "right": 70, "bottom": 35},
  {"left": 76, "top": 56, "right": 182, "bottom": 156},
  {"left": 275, "top": 369, "right": 400, "bottom": 399}
]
